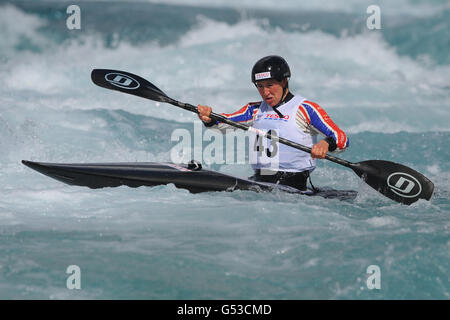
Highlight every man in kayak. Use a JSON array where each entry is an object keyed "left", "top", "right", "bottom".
[{"left": 197, "top": 55, "right": 349, "bottom": 191}]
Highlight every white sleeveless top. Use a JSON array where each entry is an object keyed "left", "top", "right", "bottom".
[{"left": 250, "top": 95, "right": 317, "bottom": 172}]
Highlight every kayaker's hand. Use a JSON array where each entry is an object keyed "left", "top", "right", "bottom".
[
  {"left": 197, "top": 105, "right": 213, "bottom": 123},
  {"left": 311, "top": 140, "right": 329, "bottom": 159}
]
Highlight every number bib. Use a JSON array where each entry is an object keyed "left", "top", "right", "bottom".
[
  {"left": 250, "top": 96, "right": 317, "bottom": 172},
  {"left": 249, "top": 129, "right": 280, "bottom": 171}
]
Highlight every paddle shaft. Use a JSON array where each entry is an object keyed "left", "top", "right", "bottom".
[{"left": 167, "top": 97, "right": 354, "bottom": 169}]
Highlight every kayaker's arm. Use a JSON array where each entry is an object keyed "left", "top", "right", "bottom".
[
  {"left": 197, "top": 103, "right": 260, "bottom": 132},
  {"left": 297, "top": 100, "right": 349, "bottom": 153}
]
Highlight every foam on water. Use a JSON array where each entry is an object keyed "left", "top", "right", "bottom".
[
  {"left": 1, "top": 6, "right": 448, "bottom": 129},
  {"left": 0, "top": 1, "right": 449, "bottom": 299},
  {"left": 141, "top": 0, "right": 450, "bottom": 16}
]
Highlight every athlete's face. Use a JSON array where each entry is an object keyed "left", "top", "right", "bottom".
[{"left": 255, "top": 79, "right": 288, "bottom": 107}]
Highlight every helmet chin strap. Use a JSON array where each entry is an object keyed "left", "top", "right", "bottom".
[{"left": 271, "top": 80, "right": 289, "bottom": 117}]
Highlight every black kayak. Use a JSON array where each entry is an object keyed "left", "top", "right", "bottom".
[{"left": 22, "top": 160, "right": 358, "bottom": 200}]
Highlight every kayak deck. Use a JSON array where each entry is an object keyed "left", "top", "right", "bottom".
[{"left": 22, "top": 160, "right": 358, "bottom": 200}]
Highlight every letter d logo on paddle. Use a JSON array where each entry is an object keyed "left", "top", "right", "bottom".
[
  {"left": 387, "top": 172, "right": 422, "bottom": 198},
  {"left": 105, "top": 73, "right": 140, "bottom": 90}
]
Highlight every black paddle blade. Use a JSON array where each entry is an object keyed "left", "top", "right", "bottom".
[
  {"left": 351, "top": 160, "right": 434, "bottom": 205},
  {"left": 91, "top": 69, "right": 171, "bottom": 102}
]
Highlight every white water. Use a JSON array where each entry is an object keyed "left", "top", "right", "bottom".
[{"left": 0, "top": 2, "right": 449, "bottom": 299}]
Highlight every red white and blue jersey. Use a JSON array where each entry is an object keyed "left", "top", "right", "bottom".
[
  {"left": 219, "top": 102, "right": 260, "bottom": 125},
  {"left": 211, "top": 96, "right": 349, "bottom": 152}
]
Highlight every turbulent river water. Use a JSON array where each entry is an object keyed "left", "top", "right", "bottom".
[{"left": 0, "top": 0, "right": 449, "bottom": 299}]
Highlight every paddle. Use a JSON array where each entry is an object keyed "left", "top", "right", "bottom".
[{"left": 91, "top": 69, "right": 434, "bottom": 205}]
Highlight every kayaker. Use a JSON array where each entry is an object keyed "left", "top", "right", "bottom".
[{"left": 197, "top": 55, "right": 349, "bottom": 191}]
